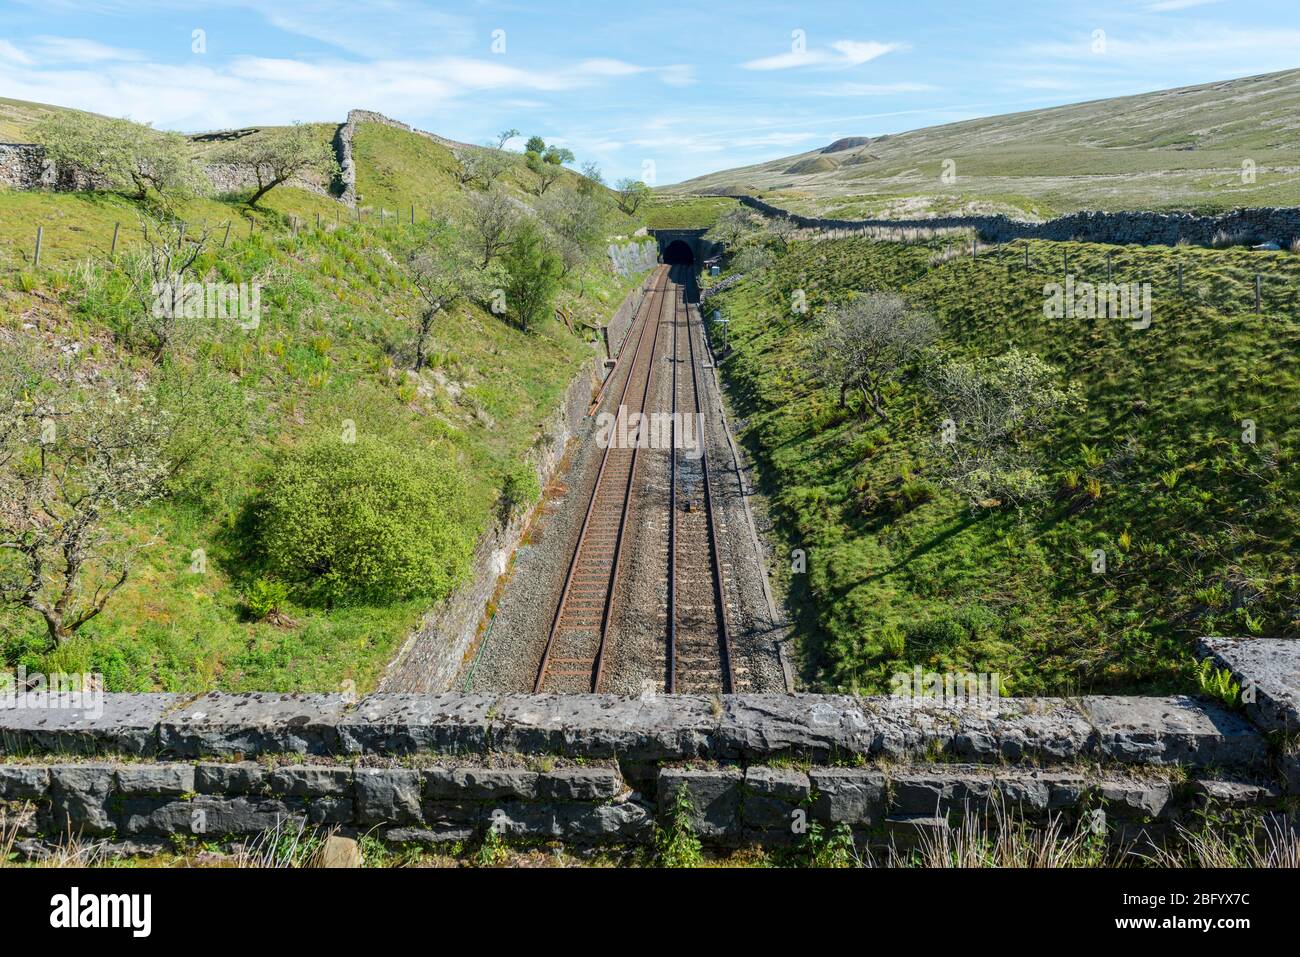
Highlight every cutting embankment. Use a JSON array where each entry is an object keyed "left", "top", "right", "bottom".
[
  {"left": 708, "top": 234, "right": 1300, "bottom": 695},
  {"left": 0, "top": 103, "right": 651, "bottom": 693}
]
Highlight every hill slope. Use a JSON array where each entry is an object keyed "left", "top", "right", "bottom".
[
  {"left": 710, "top": 235, "right": 1299, "bottom": 696},
  {"left": 665, "top": 69, "right": 1300, "bottom": 219},
  {"left": 0, "top": 103, "right": 649, "bottom": 692}
]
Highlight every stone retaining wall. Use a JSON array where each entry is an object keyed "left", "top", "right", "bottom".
[
  {"left": 375, "top": 264, "right": 657, "bottom": 692},
  {"left": 604, "top": 271, "right": 657, "bottom": 359},
  {"left": 738, "top": 195, "right": 1300, "bottom": 248},
  {"left": 3, "top": 638, "right": 1296, "bottom": 855},
  {"left": 377, "top": 354, "right": 604, "bottom": 693}
]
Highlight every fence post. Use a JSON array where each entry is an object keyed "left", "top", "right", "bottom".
[
  {"left": 1063, "top": 249, "right": 1068, "bottom": 278},
  {"left": 410, "top": 205, "right": 415, "bottom": 225},
  {"left": 222, "top": 221, "right": 231, "bottom": 248},
  {"left": 1177, "top": 262, "right": 1183, "bottom": 296},
  {"left": 316, "top": 212, "right": 321, "bottom": 230},
  {"left": 33, "top": 225, "right": 43, "bottom": 267},
  {"left": 110, "top": 221, "right": 121, "bottom": 259},
  {"left": 1106, "top": 252, "right": 1112, "bottom": 281},
  {"left": 1255, "top": 274, "right": 1262, "bottom": 314},
  {"left": 1024, "top": 244, "right": 1030, "bottom": 269}
]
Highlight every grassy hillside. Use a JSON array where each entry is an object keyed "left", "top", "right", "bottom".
[
  {"left": 643, "top": 196, "right": 739, "bottom": 229},
  {"left": 0, "top": 111, "right": 648, "bottom": 692},
  {"left": 665, "top": 69, "right": 1300, "bottom": 219},
  {"left": 712, "top": 235, "right": 1300, "bottom": 696}
]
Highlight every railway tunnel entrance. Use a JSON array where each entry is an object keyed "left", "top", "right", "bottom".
[
  {"left": 650, "top": 228, "right": 719, "bottom": 270},
  {"left": 663, "top": 239, "right": 695, "bottom": 265}
]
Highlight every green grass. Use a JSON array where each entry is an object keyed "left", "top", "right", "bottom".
[
  {"left": 0, "top": 177, "right": 647, "bottom": 691},
  {"left": 713, "top": 235, "right": 1300, "bottom": 695},
  {"left": 0, "top": 187, "right": 344, "bottom": 272},
  {"left": 642, "top": 196, "right": 739, "bottom": 229},
  {"left": 351, "top": 122, "right": 465, "bottom": 215}
]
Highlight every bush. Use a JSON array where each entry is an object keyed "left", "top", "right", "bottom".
[
  {"left": 501, "top": 218, "right": 563, "bottom": 331},
  {"left": 497, "top": 460, "right": 541, "bottom": 526},
  {"left": 244, "top": 578, "right": 290, "bottom": 621},
  {"left": 33, "top": 111, "right": 205, "bottom": 199},
  {"left": 254, "top": 437, "right": 475, "bottom": 606}
]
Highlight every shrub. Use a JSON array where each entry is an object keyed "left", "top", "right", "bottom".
[
  {"left": 655, "top": 785, "right": 703, "bottom": 868},
  {"left": 254, "top": 436, "right": 475, "bottom": 606},
  {"left": 244, "top": 578, "right": 290, "bottom": 621},
  {"left": 501, "top": 218, "right": 563, "bottom": 331},
  {"left": 927, "top": 348, "right": 1083, "bottom": 507},
  {"left": 497, "top": 460, "right": 541, "bottom": 526},
  {"left": 33, "top": 111, "right": 205, "bottom": 199}
]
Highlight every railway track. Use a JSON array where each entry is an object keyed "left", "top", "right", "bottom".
[
  {"left": 668, "top": 267, "right": 736, "bottom": 693},
  {"left": 533, "top": 267, "right": 670, "bottom": 693}
]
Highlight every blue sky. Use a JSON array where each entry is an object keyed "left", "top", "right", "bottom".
[{"left": 2, "top": 0, "right": 1299, "bottom": 185}]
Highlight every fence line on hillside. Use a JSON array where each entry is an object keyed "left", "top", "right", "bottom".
[
  {"left": 7, "top": 202, "right": 445, "bottom": 270},
  {"left": 746, "top": 226, "right": 1300, "bottom": 320}
]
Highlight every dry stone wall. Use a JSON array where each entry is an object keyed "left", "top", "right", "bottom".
[
  {"left": 2, "top": 637, "right": 1296, "bottom": 856},
  {"left": 738, "top": 195, "right": 1300, "bottom": 248}
]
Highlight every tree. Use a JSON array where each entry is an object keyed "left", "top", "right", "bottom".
[
  {"left": 32, "top": 112, "right": 204, "bottom": 200},
  {"left": 812, "top": 292, "right": 937, "bottom": 420},
  {"left": 578, "top": 161, "right": 604, "bottom": 195},
  {"left": 458, "top": 145, "right": 511, "bottom": 188},
  {"left": 728, "top": 245, "right": 775, "bottom": 275},
  {"left": 0, "top": 345, "right": 172, "bottom": 648},
  {"left": 524, "top": 135, "right": 547, "bottom": 156},
  {"left": 465, "top": 186, "right": 519, "bottom": 267},
  {"left": 614, "top": 178, "right": 651, "bottom": 215},
  {"left": 539, "top": 187, "right": 605, "bottom": 280},
  {"left": 495, "top": 128, "right": 521, "bottom": 150},
  {"left": 763, "top": 215, "right": 801, "bottom": 251},
  {"left": 219, "top": 123, "right": 339, "bottom": 206},
  {"left": 116, "top": 212, "right": 211, "bottom": 360},
  {"left": 705, "top": 205, "right": 765, "bottom": 247},
  {"left": 525, "top": 144, "right": 574, "bottom": 196},
  {"left": 405, "top": 235, "right": 485, "bottom": 370},
  {"left": 501, "top": 218, "right": 564, "bottom": 331},
  {"left": 926, "top": 348, "right": 1084, "bottom": 507}
]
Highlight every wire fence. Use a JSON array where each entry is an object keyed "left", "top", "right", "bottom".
[
  {"left": 7, "top": 202, "right": 445, "bottom": 271},
  {"left": 790, "top": 226, "right": 1300, "bottom": 319}
]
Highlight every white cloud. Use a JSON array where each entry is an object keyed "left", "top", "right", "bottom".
[
  {"left": 743, "top": 40, "right": 904, "bottom": 71},
  {"left": 29, "top": 35, "right": 143, "bottom": 63},
  {"left": 1026, "top": 26, "right": 1300, "bottom": 63},
  {"left": 0, "top": 47, "right": 696, "bottom": 133},
  {"left": 0, "top": 39, "right": 33, "bottom": 65}
]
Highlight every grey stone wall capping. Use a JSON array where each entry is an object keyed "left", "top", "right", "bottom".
[
  {"left": 1197, "top": 637, "right": 1300, "bottom": 733},
  {"left": 0, "top": 692, "right": 1269, "bottom": 768}
]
